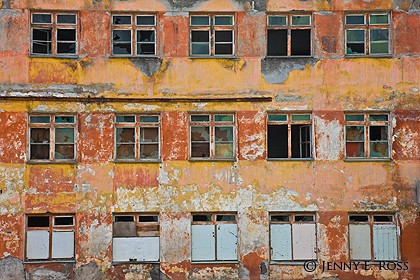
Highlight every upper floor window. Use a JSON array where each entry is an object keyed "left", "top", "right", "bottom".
[
  {"left": 26, "top": 215, "right": 75, "bottom": 261},
  {"left": 115, "top": 115, "right": 160, "bottom": 161},
  {"left": 345, "top": 13, "right": 391, "bottom": 56},
  {"left": 190, "top": 15, "right": 235, "bottom": 57},
  {"left": 267, "top": 113, "right": 312, "bottom": 159},
  {"left": 267, "top": 15, "right": 312, "bottom": 57},
  {"left": 112, "top": 14, "right": 157, "bottom": 56},
  {"left": 191, "top": 213, "right": 238, "bottom": 262},
  {"left": 349, "top": 214, "right": 398, "bottom": 261},
  {"left": 189, "top": 113, "right": 235, "bottom": 160},
  {"left": 29, "top": 115, "right": 76, "bottom": 162},
  {"left": 31, "top": 12, "right": 77, "bottom": 56},
  {"left": 345, "top": 113, "right": 390, "bottom": 159},
  {"left": 113, "top": 214, "right": 160, "bottom": 262}
]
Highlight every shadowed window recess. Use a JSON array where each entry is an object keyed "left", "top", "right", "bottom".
[
  {"left": 191, "top": 213, "right": 238, "bottom": 262},
  {"left": 267, "top": 15, "right": 312, "bottom": 57},
  {"left": 31, "top": 13, "right": 77, "bottom": 56},
  {"left": 26, "top": 215, "right": 75, "bottom": 261},
  {"left": 112, "top": 214, "right": 160, "bottom": 263},
  {"left": 267, "top": 113, "right": 312, "bottom": 159},
  {"left": 115, "top": 115, "right": 160, "bottom": 161},
  {"left": 270, "top": 213, "right": 317, "bottom": 261},
  {"left": 112, "top": 14, "right": 157, "bottom": 56},
  {"left": 345, "top": 13, "right": 390, "bottom": 56},
  {"left": 190, "top": 114, "right": 235, "bottom": 160},
  {"left": 190, "top": 15, "right": 235, "bottom": 56},
  {"left": 29, "top": 115, "right": 76, "bottom": 161},
  {"left": 345, "top": 113, "right": 390, "bottom": 159}
]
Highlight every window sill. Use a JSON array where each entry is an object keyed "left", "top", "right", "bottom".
[
  {"left": 188, "top": 159, "right": 236, "bottom": 162},
  {"left": 30, "top": 54, "right": 79, "bottom": 59},
  {"left": 26, "top": 160, "right": 77, "bottom": 165},
  {"left": 266, "top": 158, "right": 314, "bottom": 161},
  {"left": 344, "top": 158, "right": 392, "bottom": 162},
  {"left": 270, "top": 260, "right": 318, "bottom": 265},
  {"left": 191, "top": 261, "right": 239, "bottom": 264},
  {"left": 114, "top": 159, "right": 162, "bottom": 164},
  {"left": 112, "top": 261, "right": 160, "bottom": 265},
  {"left": 24, "top": 260, "right": 76, "bottom": 264}
]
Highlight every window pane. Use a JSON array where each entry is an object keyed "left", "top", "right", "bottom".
[
  {"left": 294, "top": 215, "right": 314, "bottom": 222},
  {"left": 57, "top": 42, "right": 76, "bottom": 54},
  {"left": 30, "top": 116, "right": 50, "bottom": 123},
  {"left": 136, "top": 15, "right": 155, "bottom": 25},
  {"left": 113, "top": 30, "right": 132, "bottom": 54},
  {"left": 369, "top": 114, "right": 388, "bottom": 122},
  {"left": 28, "top": 216, "right": 50, "bottom": 227},
  {"left": 347, "top": 43, "right": 365, "bottom": 55},
  {"left": 370, "top": 14, "right": 389, "bottom": 24},
  {"left": 192, "top": 214, "right": 212, "bottom": 222},
  {"left": 291, "top": 15, "right": 310, "bottom": 26},
  {"left": 370, "top": 142, "right": 389, "bottom": 157},
  {"left": 267, "top": 30, "right": 287, "bottom": 56},
  {"left": 191, "top": 143, "right": 210, "bottom": 158},
  {"left": 137, "top": 30, "right": 155, "bottom": 43},
  {"left": 215, "top": 115, "right": 233, "bottom": 122},
  {"left": 56, "top": 128, "right": 74, "bottom": 143},
  {"left": 55, "top": 116, "right": 74, "bottom": 123},
  {"left": 370, "top": 126, "right": 388, "bottom": 141},
  {"left": 271, "top": 215, "right": 290, "bottom": 222},
  {"left": 113, "top": 30, "right": 131, "bottom": 42},
  {"left": 215, "top": 44, "right": 233, "bottom": 55},
  {"left": 215, "top": 143, "right": 233, "bottom": 159},
  {"left": 30, "top": 144, "right": 50, "bottom": 160},
  {"left": 113, "top": 15, "right": 131, "bottom": 25},
  {"left": 346, "top": 126, "right": 364, "bottom": 141},
  {"left": 268, "top": 115, "right": 287, "bottom": 122},
  {"left": 214, "top": 16, "right": 233, "bottom": 26},
  {"left": 216, "top": 215, "right": 236, "bottom": 222},
  {"left": 346, "top": 142, "right": 365, "bottom": 157},
  {"left": 140, "top": 127, "right": 158, "bottom": 142},
  {"left": 215, "top": 31, "right": 232, "bottom": 43},
  {"left": 345, "top": 15, "right": 365, "bottom": 25},
  {"left": 268, "top": 16, "right": 286, "bottom": 26},
  {"left": 116, "top": 144, "right": 135, "bottom": 159},
  {"left": 371, "top": 42, "right": 389, "bottom": 54},
  {"left": 57, "top": 14, "right": 76, "bottom": 24},
  {"left": 54, "top": 216, "right": 74, "bottom": 226},
  {"left": 345, "top": 114, "right": 364, "bottom": 121},
  {"left": 113, "top": 44, "right": 132, "bottom": 55},
  {"left": 191, "top": 115, "right": 210, "bottom": 122},
  {"left": 116, "top": 115, "right": 135, "bottom": 123},
  {"left": 291, "top": 29, "right": 311, "bottom": 56},
  {"left": 191, "top": 127, "right": 209, "bottom": 141},
  {"left": 349, "top": 215, "right": 369, "bottom": 222},
  {"left": 57, "top": 29, "right": 76, "bottom": 41},
  {"left": 291, "top": 114, "right": 310, "bottom": 121},
  {"left": 370, "top": 29, "right": 389, "bottom": 42},
  {"left": 140, "top": 116, "right": 159, "bottom": 123},
  {"left": 115, "top": 216, "right": 135, "bottom": 222},
  {"left": 140, "top": 144, "right": 159, "bottom": 159},
  {"left": 191, "top": 16, "right": 210, "bottom": 26},
  {"left": 267, "top": 125, "right": 288, "bottom": 158},
  {"left": 192, "top": 43, "right": 209, "bottom": 55},
  {"left": 55, "top": 144, "right": 74, "bottom": 159},
  {"left": 374, "top": 215, "right": 393, "bottom": 222},
  {"left": 32, "top": 14, "right": 52, "bottom": 24},
  {"left": 139, "top": 215, "right": 159, "bottom": 222},
  {"left": 31, "top": 128, "right": 50, "bottom": 143},
  {"left": 33, "top": 28, "right": 51, "bottom": 41},
  {"left": 116, "top": 128, "right": 135, "bottom": 143},
  {"left": 215, "top": 127, "right": 233, "bottom": 142},
  {"left": 191, "top": 31, "right": 209, "bottom": 43},
  {"left": 347, "top": 30, "right": 365, "bottom": 42},
  {"left": 33, "top": 41, "right": 52, "bottom": 54}
]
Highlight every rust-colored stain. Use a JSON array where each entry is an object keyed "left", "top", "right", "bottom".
[{"left": 0, "top": 0, "right": 419, "bottom": 279}]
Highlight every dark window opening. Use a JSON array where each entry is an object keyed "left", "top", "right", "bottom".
[
  {"left": 28, "top": 216, "right": 50, "bottom": 227},
  {"left": 294, "top": 215, "right": 314, "bottom": 222},
  {"left": 271, "top": 215, "right": 290, "bottom": 222},
  {"left": 349, "top": 215, "right": 369, "bottom": 222},
  {"left": 373, "top": 215, "right": 393, "bottom": 222},
  {"left": 54, "top": 217, "right": 74, "bottom": 226},
  {"left": 192, "top": 214, "right": 212, "bottom": 222},
  {"left": 291, "top": 29, "right": 311, "bottom": 56},
  {"left": 267, "top": 30, "right": 287, "bottom": 56},
  {"left": 216, "top": 215, "right": 236, "bottom": 222},
  {"left": 291, "top": 125, "right": 311, "bottom": 158},
  {"left": 139, "top": 215, "right": 159, "bottom": 222},
  {"left": 267, "top": 125, "right": 287, "bottom": 158},
  {"left": 115, "top": 216, "right": 135, "bottom": 222}
]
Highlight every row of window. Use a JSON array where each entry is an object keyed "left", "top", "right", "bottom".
[
  {"left": 25, "top": 213, "right": 399, "bottom": 263},
  {"left": 30, "top": 12, "right": 391, "bottom": 57},
  {"left": 28, "top": 112, "right": 391, "bottom": 162}
]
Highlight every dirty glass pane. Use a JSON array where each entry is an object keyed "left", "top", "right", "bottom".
[
  {"left": 271, "top": 215, "right": 290, "bottom": 222},
  {"left": 373, "top": 215, "right": 393, "bottom": 222},
  {"left": 215, "top": 127, "right": 233, "bottom": 142},
  {"left": 113, "top": 30, "right": 131, "bottom": 42},
  {"left": 346, "top": 142, "right": 364, "bottom": 157},
  {"left": 371, "top": 42, "right": 389, "bottom": 54},
  {"left": 291, "top": 114, "right": 310, "bottom": 121},
  {"left": 139, "top": 215, "right": 158, "bottom": 222},
  {"left": 215, "top": 143, "right": 233, "bottom": 159},
  {"left": 33, "top": 42, "right": 52, "bottom": 54},
  {"left": 28, "top": 216, "right": 49, "bottom": 227},
  {"left": 113, "top": 15, "right": 131, "bottom": 25},
  {"left": 57, "top": 14, "right": 76, "bottom": 24},
  {"left": 191, "top": 126, "right": 209, "bottom": 141},
  {"left": 33, "top": 29, "right": 51, "bottom": 41},
  {"left": 191, "top": 143, "right": 210, "bottom": 158},
  {"left": 267, "top": 30, "right": 287, "bottom": 56},
  {"left": 57, "top": 42, "right": 76, "bottom": 54},
  {"left": 215, "top": 43, "right": 233, "bottom": 55},
  {"left": 193, "top": 214, "right": 212, "bottom": 222},
  {"left": 216, "top": 215, "right": 236, "bottom": 222},
  {"left": 346, "top": 126, "right": 364, "bottom": 141},
  {"left": 370, "top": 14, "right": 389, "bottom": 25},
  {"left": 116, "top": 144, "right": 135, "bottom": 159},
  {"left": 215, "top": 115, "right": 233, "bottom": 122},
  {"left": 191, "top": 16, "right": 210, "bottom": 26},
  {"left": 140, "top": 144, "right": 159, "bottom": 159},
  {"left": 345, "top": 15, "right": 365, "bottom": 25},
  {"left": 136, "top": 15, "right": 155, "bottom": 26},
  {"left": 140, "top": 127, "right": 158, "bottom": 142},
  {"left": 268, "top": 115, "right": 287, "bottom": 122},
  {"left": 369, "top": 114, "right": 388, "bottom": 122},
  {"left": 294, "top": 215, "right": 314, "bottom": 222},
  {"left": 32, "top": 14, "right": 52, "bottom": 24},
  {"left": 115, "top": 216, "right": 135, "bottom": 222},
  {"left": 291, "top": 15, "right": 310, "bottom": 26},
  {"left": 140, "top": 127, "right": 159, "bottom": 159},
  {"left": 137, "top": 43, "right": 155, "bottom": 55},
  {"left": 214, "top": 16, "right": 233, "bottom": 26},
  {"left": 55, "top": 116, "right": 74, "bottom": 123},
  {"left": 30, "top": 116, "right": 50, "bottom": 123},
  {"left": 346, "top": 30, "right": 365, "bottom": 54},
  {"left": 268, "top": 16, "right": 287, "bottom": 26},
  {"left": 55, "top": 128, "right": 74, "bottom": 159},
  {"left": 347, "top": 30, "right": 364, "bottom": 42},
  {"left": 345, "top": 114, "right": 364, "bottom": 122},
  {"left": 191, "top": 115, "right": 210, "bottom": 122},
  {"left": 55, "top": 144, "right": 74, "bottom": 159},
  {"left": 191, "top": 31, "right": 209, "bottom": 43},
  {"left": 54, "top": 216, "right": 74, "bottom": 226},
  {"left": 291, "top": 29, "right": 311, "bottom": 56},
  {"left": 349, "top": 215, "right": 369, "bottom": 222},
  {"left": 116, "top": 115, "right": 135, "bottom": 123},
  {"left": 370, "top": 29, "right": 388, "bottom": 42},
  {"left": 191, "top": 126, "right": 210, "bottom": 158},
  {"left": 116, "top": 128, "right": 135, "bottom": 143},
  {"left": 55, "top": 128, "right": 74, "bottom": 143},
  {"left": 370, "top": 142, "right": 389, "bottom": 157},
  {"left": 191, "top": 31, "right": 209, "bottom": 55},
  {"left": 140, "top": 116, "right": 159, "bottom": 123}
]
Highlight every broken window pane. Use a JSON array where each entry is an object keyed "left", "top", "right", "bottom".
[
  {"left": 370, "top": 126, "right": 388, "bottom": 157},
  {"left": 55, "top": 128, "right": 75, "bottom": 160},
  {"left": 137, "top": 30, "right": 155, "bottom": 55},
  {"left": 113, "top": 30, "right": 132, "bottom": 55},
  {"left": 54, "top": 217, "right": 74, "bottom": 226},
  {"left": 136, "top": 15, "right": 155, "bottom": 26},
  {"left": 346, "top": 15, "right": 365, "bottom": 25},
  {"left": 291, "top": 29, "right": 311, "bottom": 56},
  {"left": 215, "top": 126, "right": 234, "bottom": 159},
  {"left": 291, "top": 15, "right": 310, "bottom": 26},
  {"left": 346, "top": 126, "right": 365, "bottom": 157},
  {"left": 57, "top": 14, "right": 76, "bottom": 24},
  {"left": 370, "top": 14, "right": 388, "bottom": 24},
  {"left": 32, "top": 29, "right": 52, "bottom": 54},
  {"left": 193, "top": 214, "right": 212, "bottom": 222},
  {"left": 267, "top": 30, "right": 287, "bottom": 56},
  {"left": 28, "top": 216, "right": 50, "bottom": 227},
  {"left": 191, "top": 16, "right": 210, "bottom": 26},
  {"left": 268, "top": 16, "right": 287, "bottom": 26},
  {"left": 113, "top": 15, "right": 131, "bottom": 25},
  {"left": 55, "top": 116, "right": 74, "bottom": 123},
  {"left": 191, "top": 126, "right": 210, "bottom": 158},
  {"left": 140, "top": 127, "right": 159, "bottom": 159},
  {"left": 116, "top": 128, "right": 135, "bottom": 159},
  {"left": 268, "top": 125, "right": 288, "bottom": 158},
  {"left": 30, "top": 128, "right": 50, "bottom": 160},
  {"left": 346, "top": 30, "right": 365, "bottom": 54},
  {"left": 214, "top": 16, "right": 233, "bottom": 26},
  {"left": 32, "top": 14, "right": 52, "bottom": 24}
]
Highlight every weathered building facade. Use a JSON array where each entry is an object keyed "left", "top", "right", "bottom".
[{"left": 0, "top": 0, "right": 419, "bottom": 279}]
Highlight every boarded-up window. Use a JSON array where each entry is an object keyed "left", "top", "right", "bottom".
[
  {"left": 349, "top": 214, "right": 398, "bottom": 261},
  {"left": 112, "top": 214, "right": 160, "bottom": 262},
  {"left": 270, "top": 214, "right": 316, "bottom": 261},
  {"left": 26, "top": 215, "right": 75, "bottom": 260},
  {"left": 191, "top": 214, "right": 237, "bottom": 262}
]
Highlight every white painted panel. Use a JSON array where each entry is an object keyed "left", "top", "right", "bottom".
[
  {"left": 191, "top": 224, "right": 215, "bottom": 261},
  {"left": 52, "top": 231, "right": 74, "bottom": 259},
  {"left": 216, "top": 224, "right": 238, "bottom": 261},
  {"left": 270, "top": 224, "right": 292, "bottom": 260},
  {"left": 349, "top": 224, "right": 371, "bottom": 260},
  {"left": 292, "top": 223, "right": 316, "bottom": 260},
  {"left": 27, "top": 230, "right": 49, "bottom": 259},
  {"left": 113, "top": 237, "right": 159, "bottom": 262},
  {"left": 373, "top": 224, "right": 398, "bottom": 261}
]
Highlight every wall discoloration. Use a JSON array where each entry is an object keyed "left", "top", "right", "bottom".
[{"left": 261, "top": 58, "right": 320, "bottom": 84}]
